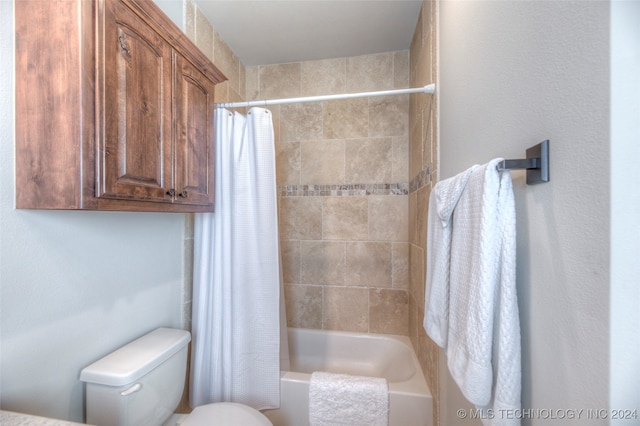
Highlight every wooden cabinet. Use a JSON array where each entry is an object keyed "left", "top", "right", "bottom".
[
  {"left": 173, "top": 54, "right": 217, "bottom": 206},
  {"left": 15, "top": 0, "right": 226, "bottom": 212},
  {"left": 99, "top": 0, "right": 174, "bottom": 205}
]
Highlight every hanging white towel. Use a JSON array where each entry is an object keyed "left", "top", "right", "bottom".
[
  {"left": 309, "top": 372, "right": 389, "bottom": 426},
  {"left": 423, "top": 164, "right": 478, "bottom": 348},
  {"left": 423, "top": 158, "right": 521, "bottom": 426}
]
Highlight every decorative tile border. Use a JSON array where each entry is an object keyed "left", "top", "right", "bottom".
[
  {"left": 409, "top": 164, "right": 432, "bottom": 193},
  {"left": 276, "top": 165, "right": 432, "bottom": 197},
  {"left": 278, "top": 183, "right": 409, "bottom": 197}
]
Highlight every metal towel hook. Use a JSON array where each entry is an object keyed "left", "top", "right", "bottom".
[{"left": 497, "top": 140, "right": 550, "bottom": 185}]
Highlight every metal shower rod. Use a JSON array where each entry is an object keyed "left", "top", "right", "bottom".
[{"left": 214, "top": 83, "right": 436, "bottom": 109}]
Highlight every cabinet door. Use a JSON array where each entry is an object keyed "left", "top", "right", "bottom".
[
  {"left": 173, "top": 54, "right": 216, "bottom": 207},
  {"left": 98, "top": 0, "right": 173, "bottom": 203}
]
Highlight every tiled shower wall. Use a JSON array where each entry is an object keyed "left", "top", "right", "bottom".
[
  {"left": 183, "top": 3, "right": 412, "bottom": 337},
  {"left": 245, "top": 53, "right": 412, "bottom": 335},
  {"left": 185, "top": 0, "right": 441, "bottom": 423},
  {"left": 408, "top": 1, "right": 440, "bottom": 425}
]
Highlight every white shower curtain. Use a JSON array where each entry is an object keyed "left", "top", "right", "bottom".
[{"left": 190, "top": 107, "right": 285, "bottom": 410}]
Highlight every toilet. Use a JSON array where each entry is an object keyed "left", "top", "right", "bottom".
[{"left": 79, "top": 328, "right": 272, "bottom": 426}]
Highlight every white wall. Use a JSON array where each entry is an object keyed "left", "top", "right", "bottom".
[
  {"left": 438, "top": 1, "right": 614, "bottom": 424},
  {"left": 610, "top": 0, "right": 640, "bottom": 419},
  {"left": 154, "top": 0, "right": 185, "bottom": 30},
  {"left": 0, "top": 1, "right": 187, "bottom": 422}
]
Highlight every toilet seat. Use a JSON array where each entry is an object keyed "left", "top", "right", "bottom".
[{"left": 180, "top": 402, "right": 272, "bottom": 426}]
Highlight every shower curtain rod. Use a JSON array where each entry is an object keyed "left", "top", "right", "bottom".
[{"left": 214, "top": 83, "right": 436, "bottom": 109}]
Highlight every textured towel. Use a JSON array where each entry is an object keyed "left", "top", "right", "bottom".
[
  {"left": 309, "top": 372, "right": 389, "bottom": 426},
  {"left": 423, "top": 158, "right": 521, "bottom": 426},
  {"left": 423, "top": 164, "right": 478, "bottom": 348}
]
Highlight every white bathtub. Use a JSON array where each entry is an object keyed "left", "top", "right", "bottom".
[{"left": 262, "top": 328, "right": 433, "bottom": 426}]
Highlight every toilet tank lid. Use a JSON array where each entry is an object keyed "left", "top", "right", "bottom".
[{"left": 79, "top": 328, "right": 191, "bottom": 387}]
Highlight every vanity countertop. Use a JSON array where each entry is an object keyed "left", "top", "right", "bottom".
[{"left": 0, "top": 410, "right": 86, "bottom": 426}]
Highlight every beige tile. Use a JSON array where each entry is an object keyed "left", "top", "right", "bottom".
[
  {"left": 408, "top": 292, "right": 419, "bottom": 346},
  {"left": 214, "top": 81, "right": 229, "bottom": 104},
  {"left": 194, "top": 7, "right": 214, "bottom": 61},
  {"left": 280, "top": 102, "right": 323, "bottom": 142},
  {"left": 410, "top": 6, "right": 423, "bottom": 80},
  {"left": 369, "top": 94, "right": 409, "bottom": 137},
  {"left": 422, "top": 97, "right": 435, "bottom": 168},
  {"left": 409, "top": 291, "right": 441, "bottom": 426},
  {"left": 182, "top": 300, "right": 192, "bottom": 332},
  {"left": 345, "top": 138, "right": 392, "bottom": 184},
  {"left": 409, "top": 243, "right": 425, "bottom": 305},
  {"left": 409, "top": 191, "right": 418, "bottom": 246},
  {"left": 416, "top": 310, "right": 431, "bottom": 382},
  {"left": 275, "top": 141, "right": 300, "bottom": 185},
  {"left": 300, "top": 241, "right": 346, "bottom": 286},
  {"left": 410, "top": 7, "right": 435, "bottom": 110},
  {"left": 279, "top": 197, "right": 323, "bottom": 240},
  {"left": 416, "top": 185, "right": 430, "bottom": 250},
  {"left": 238, "top": 62, "right": 246, "bottom": 99},
  {"left": 345, "top": 241, "right": 392, "bottom": 288},
  {"left": 409, "top": 91, "right": 420, "bottom": 138},
  {"left": 392, "top": 242, "right": 410, "bottom": 289},
  {"left": 419, "top": 19, "right": 434, "bottom": 87},
  {"left": 370, "top": 288, "right": 409, "bottom": 335},
  {"left": 430, "top": 97, "right": 439, "bottom": 174},
  {"left": 425, "top": 96, "right": 438, "bottom": 173},
  {"left": 280, "top": 240, "right": 300, "bottom": 284},
  {"left": 323, "top": 197, "right": 368, "bottom": 241},
  {"left": 213, "top": 31, "right": 240, "bottom": 93},
  {"left": 183, "top": 238, "right": 194, "bottom": 302},
  {"left": 184, "top": 0, "right": 196, "bottom": 41},
  {"left": 182, "top": 232, "right": 193, "bottom": 330},
  {"left": 323, "top": 99, "right": 369, "bottom": 140},
  {"left": 409, "top": 116, "right": 423, "bottom": 182},
  {"left": 184, "top": 213, "right": 195, "bottom": 240},
  {"left": 284, "top": 284, "right": 323, "bottom": 329},
  {"left": 422, "top": 0, "right": 433, "bottom": 38},
  {"left": 225, "top": 88, "right": 244, "bottom": 112},
  {"left": 409, "top": 62, "right": 423, "bottom": 125},
  {"left": 323, "top": 286, "right": 368, "bottom": 332},
  {"left": 394, "top": 50, "right": 410, "bottom": 89},
  {"left": 260, "top": 63, "right": 301, "bottom": 99},
  {"left": 300, "top": 140, "right": 345, "bottom": 184},
  {"left": 269, "top": 105, "right": 281, "bottom": 145},
  {"left": 245, "top": 66, "right": 260, "bottom": 101},
  {"left": 347, "top": 52, "right": 394, "bottom": 92},
  {"left": 392, "top": 135, "right": 409, "bottom": 183},
  {"left": 409, "top": 2, "right": 440, "bottom": 418},
  {"left": 369, "top": 195, "right": 408, "bottom": 242},
  {"left": 301, "top": 58, "right": 347, "bottom": 96},
  {"left": 413, "top": 300, "right": 440, "bottom": 416}
]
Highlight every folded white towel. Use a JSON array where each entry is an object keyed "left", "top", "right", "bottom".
[
  {"left": 309, "top": 372, "right": 389, "bottom": 426},
  {"left": 423, "top": 158, "right": 521, "bottom": 426}
]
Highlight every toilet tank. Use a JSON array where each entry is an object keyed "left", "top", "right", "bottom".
[{"left": 80, "top": 328, "right": 191, "bottom": 426}]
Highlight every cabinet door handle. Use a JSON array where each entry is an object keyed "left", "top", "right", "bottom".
[
  {"left": 166, "top": 189, "right": 176, "bottom": 197},
  {"left": 178, "top": 190, "right": 188, "bottom": 198}
]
